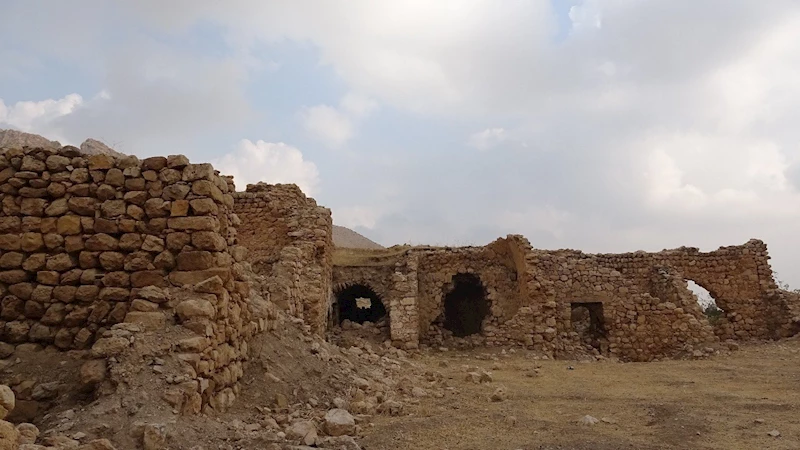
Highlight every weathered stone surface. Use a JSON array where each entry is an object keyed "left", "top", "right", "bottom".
[
  {"left": 85, "top": 234, "right": 119, "bottom": 251},
  {"left": 324, "top": 409, "right": 355, "bottom": 436},
  {"left": 68, "top": 197, "right": 97, "bottom": 215},
  {"left": 0, "top": 419, "right": 19, "bottom": 450},
  {"left": 91, "top": 336, "right": 130, "bottom": 357},
  {"left": 124, "top": 311, "right": 166, "bottom": 331},
  {"left": 167, "top": 216, "right": 219, "bottom": 231},
  {"left": 131, "top": 270, "right": 167, "bottom": 288},
  {"left": 176, "top": 299, "right": 216, "bottom": 321},
  {"left": 169, "top": 268, "right": 231, "bottom": 286},
  {"left": 56, "top": 215, "right": 82, "bottom": 235},
  {"left": 0, "top": 385, "right": 14, "bottom": 420},
  {"left": 286, "top": 420, "right": 317, "bottom": 446},
  {"left": 176, "top": 251, "right": 215, "bottom": 271}
]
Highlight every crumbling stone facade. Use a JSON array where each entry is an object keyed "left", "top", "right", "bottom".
[
  {"left": 0, "top": 145, "right": 254, "bottom": 412},
  {"left": 2, "top": 140, "right": 799, "bottom": 427},
  {"left": 233, "top": 182, "right": 333, "bottom": 334},
  {"left": 333, "top": 236, "right": 800, "bottom": 361}
]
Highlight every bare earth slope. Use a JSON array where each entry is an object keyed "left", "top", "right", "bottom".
[{"left": 332, "top": 225, "right": 384, "bottom": 249}]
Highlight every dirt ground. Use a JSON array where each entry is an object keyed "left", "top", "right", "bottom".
[{"left": 361, "top": 339, "right": 800, "bottom": 450}]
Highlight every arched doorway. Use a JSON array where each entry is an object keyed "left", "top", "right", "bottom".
[
  {"left": 334, "top": 284, "right": 387, "bottom": 325},
  {"left": 443, "top": 273, "right": 490, "bottom": 337}
]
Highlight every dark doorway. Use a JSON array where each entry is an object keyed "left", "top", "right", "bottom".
[
  {"left": 570, "top": 302, "right": 607, "bottom": 350},
  {"left": 335, "top": 284, "right": 387, "bottom": 325},
  {"left": 443, "top": 273, "right": 490, "bottom": 337}
]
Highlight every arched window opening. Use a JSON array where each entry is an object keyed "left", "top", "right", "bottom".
[
  {"left": 686, "top": 280, "right": 723, "bottom": 324},
  {"left": 443, "top": 273, "right": 490, "bottom": 337},
  {"left": 335, "top": 284, "right": 387, "bottom": 325}
]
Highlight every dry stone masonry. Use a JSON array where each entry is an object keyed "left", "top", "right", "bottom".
[
  {"left": 0, "top": 144, "right": 254, "bottom": 413},
  {"left": 0, "top": 139, "right": 799, "bottom": 436},
  {"left": 334, "top": 236, "right": 800, "bottom": 361},
  {"left": 233, "top": 182, "right": 333, "bottom": 334}
]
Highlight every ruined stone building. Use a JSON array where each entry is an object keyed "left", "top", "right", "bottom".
[
  {"left": 331, "top": 237, "right": 800, "bottom": 360},
  {"left": 0, "top": 143, "right": 798, "bottom": 417}
]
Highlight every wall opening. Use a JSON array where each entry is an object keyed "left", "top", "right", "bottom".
[
  {"left": 686, "top": 280, "right": 724, "bottom": 324},
  {"left": 570, "top": 302, "right": 607, "bottom": 351},
  {"left": 334, "top": 284, "right": 387, "bottom": 325},
  {"left": 443, "top": 273, "right": 490, "bottom": 337}
]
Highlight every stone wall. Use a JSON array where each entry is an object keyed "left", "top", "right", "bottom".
[
  {"left": 330, "top": 236, "right": 796, "bottom": 361},
  {"left": 589, "top": 239, "right": 793, "bottom": 340},
  {"left": 332, "top": 257, "right": 420, "bottom": 348},
  {"left": 233, "top": 182, "right": 333, "bottom": 334},
  {"left": 0, "top": 144, "right": 253, "bottom": 412}
]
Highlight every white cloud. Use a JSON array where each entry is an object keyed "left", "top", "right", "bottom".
[
  {"left": 498, "top": 206, "right": 572, "bottom": 239},
  {"left": 468, "top": 128, "right": 508, "bottom": 151},
  {"left": 0, "top": 94, "right": 84, "bottom": 136},
  {"left": 214, "top": 139, "right": 320, "bottom": 195},
  {"left": 340, "top": 93, "right": 378, "bottom": 119},
  {"left": 569, "top": 0, "right": 603, "bottom": 32},
  {"left": 334, "top": 205, "right": 380, "bottom": 229},
  {"left": 301, "top": 105, "right": 354, "bottom": 148},
  {"left": 301, "top": 92, "right": 378, "bottom": 148}
]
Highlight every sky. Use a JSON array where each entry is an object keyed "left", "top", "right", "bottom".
[{"left": 2, "top": 0, "right": 800, "bottom": 287}]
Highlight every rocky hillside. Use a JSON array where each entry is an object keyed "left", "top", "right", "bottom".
[{"left": 0, "top": 129, "right": 126, "bottom": 157}]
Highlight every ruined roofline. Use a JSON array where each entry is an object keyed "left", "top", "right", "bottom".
[{"left": 334, "top": 236, "right": 768, "bottom": 264}]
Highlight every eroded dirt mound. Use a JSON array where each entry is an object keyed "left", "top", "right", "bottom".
[{"left": 0, "top": 305, "right": 443, "bottom": 449}]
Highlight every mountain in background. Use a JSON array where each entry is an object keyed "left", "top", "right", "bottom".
[
  {"left": 0, "top": 129, "right": 126, "bottom": 158},
  {"left": 332, "top": 225, "right": 384, "bottom": 249}
]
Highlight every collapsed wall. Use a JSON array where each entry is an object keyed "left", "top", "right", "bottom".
[
  {"left": 232, "top": 182, "right": 333, "bottom": 334},
  {"left": 331, "top": 236, "right": 798, "bottom": 361}
]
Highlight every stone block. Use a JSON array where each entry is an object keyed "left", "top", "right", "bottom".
[
  {"left": 124, "top": 311, "right": 166, "bottom": 331},
  {"left": 177, "top": 251, "right": 215, "bottom": 271},
  {"left": 131, "top": 270, "right": 167, "bottom": 288},
  {"left": 176, "top": 299, "right": 216, "bottom": 321},
  {"left": 169, "top": 268, "right": 231, "bottom": 286},
  {"left": 167, "top": 216, "right": 219, "bottom": 231}
]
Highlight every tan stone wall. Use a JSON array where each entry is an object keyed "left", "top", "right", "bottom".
[
  {"left": 589, "top": 239, "right": 791, "bottom": 340},
  {"left": 0, "top": 146, "right": 237, "bottom": 345},
  {"left": 330, "top": 236, "right": 796, "bottom": 361},
  {"left": 332, "top": 259, "right": 420, "bottom": 348},
  {"left": 232, "top": 183, "right": 332, "bottom": 334},
  {"left": 0, "top": 144, "right": 255, "bottom": 412},
  {"left": 416, "top": 244, "right": 521, "bottom": 344}
]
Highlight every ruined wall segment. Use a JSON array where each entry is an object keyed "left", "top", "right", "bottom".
[
  {"left": 330, "top": 236, "right": 794, "bottom": 361},
  {"left": 590, "top": 239, "right": 793, "bottom": 340},
  {"left": 0, "top": 145, "right": 254, "bottom": 412},
  {"left": 232, "top": 183, "right": 332, "bottom": 334}
]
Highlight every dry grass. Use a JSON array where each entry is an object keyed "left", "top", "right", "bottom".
[
  {"left": 361, "top": 339, "right": 800, "bottom": 450},
  {"left": 332, "top": 246, "right": 411, "bottom": 267}
]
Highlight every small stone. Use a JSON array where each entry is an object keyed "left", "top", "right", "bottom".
[
  {"left": 490, "top": 387, "right": 506, "bottom": 402},
  {"left": 16, "top": 422, "right": 39, "bottom": 444},
  {"left": 768, "top": 429, "right": 780, "bottom": 437},
  {"left": 80, "top": 360, "right": 107, "bottom": 388},
  {"left": 324, "top": 408, "right": 355, "bottom": 436},
  {"left": 579, "top": 415, "right": 599, "bottom": 426},
  {"left": 0, "top": 385, "right": 15, "bottom": 420},
  {"left": 142, "top": 423, "right": 167, "bottom": 450},
  {"left": 285, "top": 420, "right": 317, "bottom": 446}
]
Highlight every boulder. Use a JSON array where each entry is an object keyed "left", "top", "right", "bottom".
[{"left": 324, "top": 408, "right": 355, "bottom": 436}]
